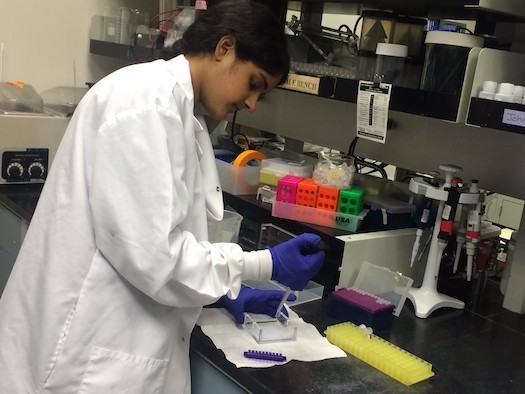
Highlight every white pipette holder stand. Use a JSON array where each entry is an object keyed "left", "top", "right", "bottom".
[{"left": 407, "top": 164, "right": 465, "bottom": 318}]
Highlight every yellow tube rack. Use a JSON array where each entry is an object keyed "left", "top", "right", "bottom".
[{"left": 325, "top": 322, "right": 435, "bottom": 386}]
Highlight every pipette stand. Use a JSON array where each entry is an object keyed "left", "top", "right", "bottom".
[{"left": 407, "top": 165, "right": 465, "bottom": 318}]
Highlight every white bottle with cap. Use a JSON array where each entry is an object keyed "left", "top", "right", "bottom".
[
  {"left": 495, "top": 82, "right": 515, "bottom": 103},
  {"left": 374, "top": 43, "right": 408, "bottom": 85},
  {"left": 478, "top": 80, "right": 497, "bottom": 100},
  {"left": 513, "top": 85, "right": 524, "bottom": 104}
]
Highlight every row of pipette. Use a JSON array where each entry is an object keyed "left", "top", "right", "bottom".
[{"left": 410, "top": 172, "right": 484, "bottom": 282}]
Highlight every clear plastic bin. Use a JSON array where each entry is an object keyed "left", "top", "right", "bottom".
[
  {"left": 215, "top": 158, "right": 261, "bottom": 195},
  {"left": 353, "top": 261, "right": 414, "bottom": 317},
  {"left": 272, "top": 201, "right": 367, "bottom": 232},
  {"left": 0, "top": 82, "right": 43, "bottom": 113},
  {"left": 40, "top": 86, "right": 88, "bottom": 116},
  {"left": 207, "top": 210, "right": 243, "bottom": 243},
  {"left": 259, "top": 157, "right": 313, "bottom": 186},
  {"left": 363, "top": 194, "right": 415, "bottom": 230},
  {"left": 242, "top": 279, "right": 324, "bottom": 307}
]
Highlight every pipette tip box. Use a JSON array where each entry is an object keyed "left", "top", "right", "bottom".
[{"left": 326, "top": 287, "right": 395, "bottom": 331}]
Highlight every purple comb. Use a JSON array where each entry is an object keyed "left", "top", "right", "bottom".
[{"left": 244, "top": 350, "right": 287, "bottom": 362}]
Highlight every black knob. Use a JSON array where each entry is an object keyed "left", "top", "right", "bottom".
[
  {"left": 28, "top": 163, "right": 45, "bottom": 178},
  {"left": 6, "top": 163, "right": 23, "bottom": 178}
]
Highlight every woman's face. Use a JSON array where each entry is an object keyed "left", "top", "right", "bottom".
[{"left": 200, "top": 43, "right": 282, "bottom": 120}]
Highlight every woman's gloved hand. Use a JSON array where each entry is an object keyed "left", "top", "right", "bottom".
[
  {"left": 211, "top": 285, "right": 297, "bottom": 324},
  {"left": 269, "top": 233, "right": 325, "bottom": 291}
]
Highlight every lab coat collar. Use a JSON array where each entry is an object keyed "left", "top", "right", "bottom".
[{"left": 167, "top": 55, "right": 194, "bottom": 105}]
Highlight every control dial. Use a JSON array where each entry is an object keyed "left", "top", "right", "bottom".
[
  {"left": 28, "top": 162, "right": 45, "bottom": 178},
  {"left": 6, "top": 162, "right": 24, "bottom": 178}
]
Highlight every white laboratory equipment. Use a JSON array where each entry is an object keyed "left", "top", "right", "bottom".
[{"left": 0, "top": 115, "right": 69, "bottom": 174}]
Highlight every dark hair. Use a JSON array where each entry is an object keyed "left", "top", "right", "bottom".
[{"left": 165, "top": 0, "right": 289, "bottom": 85}]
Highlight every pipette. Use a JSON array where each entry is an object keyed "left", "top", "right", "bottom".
[
  {"left": 411, "top": 198, "right": 432, "bottom": 266},
  {"left": 465, "top": 181, "right": 483, "bottom": 281},
  {"left": 466, "top": 201, "right": 482, "bottom": 281},
  {"left": 454, "top": 180, "right": 480, "bottom": 274},
  {"left": 411, "top": 230, "right": 423, "bottom": 267},
  {"left": 434, "top": 180, "right": 461, "bottom": 277},
  {"left": 453, "top": 217, "right": 467, "bottom": 274}
]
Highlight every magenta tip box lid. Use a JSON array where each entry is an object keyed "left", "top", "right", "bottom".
[{"left": 332, "top": 287, "right": 394, "bottom": 313}]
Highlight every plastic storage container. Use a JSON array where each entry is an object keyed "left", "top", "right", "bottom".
[
  {"left": 326, "top": 287, "right": 395, "bottom": 331},
  {"left": 215, "top": 158, "right": 261, "bottom": 195},
  {"left": 420, "top": 31, "right": 484, "bottom": 95},
  {"left": 272, "top": 200, "right": 367, "bottom": 232},
  {"left": 374, "top": 43, "right": 408, "bottom": 85},
  {"left": 357, "top": 10, "right": 397, "bottom": 81},
  {"left": 362, "top": 195, "right": 416, "bottom": 231},
  {"left": 0, "top": 82, "right": 43, "bottom": 113},
  {"left": 259, "top": 157, "right": 313, "bottom": 186},
  {"left": 353, "top": 261, "right": 414, "bottom": 317},
  {"left": 312, "top": 152, "right": 355, "bottom": 190},
  {"left": 207, "top": 210, "right": 243, "bottom": 243},
  {"left": 326, "top": 261, "right": 413, "bottom": 330},
  {"left": 40, "top": 86, "right": 88, "bottom": 116}
]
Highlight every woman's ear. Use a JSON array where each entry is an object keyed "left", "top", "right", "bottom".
[{"left": 214, "top": 35, "right": 236, "bottom": 60}]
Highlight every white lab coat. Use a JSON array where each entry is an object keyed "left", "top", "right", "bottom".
[{"left": 0, "top": 55, "right": 272, "bottom": 393}]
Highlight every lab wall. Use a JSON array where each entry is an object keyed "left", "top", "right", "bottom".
[{"left": 0, "top": 0, "right": 157, "bottom": 93}]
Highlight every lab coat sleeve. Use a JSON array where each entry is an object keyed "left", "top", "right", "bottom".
[{"left": 88, "top": 105, "right": 270, "bottom": 307}]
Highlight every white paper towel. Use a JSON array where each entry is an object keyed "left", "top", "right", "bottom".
[{"left": 197, "top": 307, "right": 347, "bottom": 368}]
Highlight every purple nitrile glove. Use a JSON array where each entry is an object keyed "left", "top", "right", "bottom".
[
  {"left": 212, "top": 285, "right": 297, "bottom": 324},
  {"left": 269, "top": 233, "right": 325, "bottom": 291}
]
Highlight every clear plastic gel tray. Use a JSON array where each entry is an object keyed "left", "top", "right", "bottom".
[
  {"left": 242, "top": 279, "right": 323, "bottom": 306},
  {"left": 243, "top": 312, "right": 297, "bottom": 343}
]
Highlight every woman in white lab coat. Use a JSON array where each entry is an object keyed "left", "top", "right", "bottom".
[{"left": 0, "top": 1, "right": 325, "bottom": 393}]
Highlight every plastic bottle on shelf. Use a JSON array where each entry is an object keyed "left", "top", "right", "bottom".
[
  {"left": 494, "top": 82, "right": 515, "bottom": 103},
  {"left": 513, "top": 85, "right": 524, "bottom": 104},
  {"left": 374, "top": 43, "right": 408, "bottom": 85},
  {"left": 478, "top": 80, "right": 497, "bottom": 100}
]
